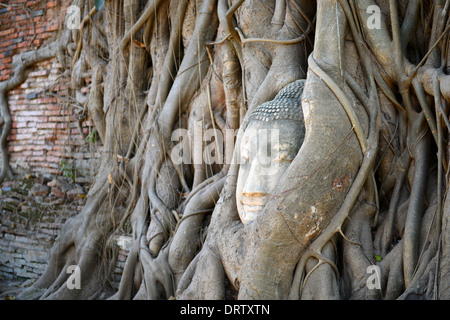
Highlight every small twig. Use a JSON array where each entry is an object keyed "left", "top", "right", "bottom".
[
  {"left": 206, "top": 34, "right": 232, "bottom": 47},
  {"left": 407, "top": 22, "right": 450, "bottom": 83},
  {"left": 288, "top": 0, "right": 315, "bottom": 33},
  {"left": 167, "top": 148, "right": 191, "bottom": 194},
  {"left": 434, "top": 77, "right": 450, "bottom": 130},
  {"left": 433, "top": 235, "right": 442, "bottom": 299},
  {"left": 337, "top": 226, "right": 362, "bottom": 247},
  {"left": 235, "top": 27, "right": 308, "bottom": 46},
  {"left": 308, "top": 55, "right": 368, "bottom": 154},
  {"left": 225, "top": 0, "right": 245, "bottom": 43},
  {"left": 300, "top": 251, "right": 340, "bottom": 290},
  {"left": 174, "top": 209, "right": 214, "bottom": 234},
  {"left": 120, "top": 0, "right": 164, "bottom": 50},
  {"left": 174, "top": 58, "right": 209, "bottom": 79},
  {"left": 206, "top": 80, "right": 222, "bottom": 166},
  {"left": 72, "top": 7, "right": 97, "bottom": 68},
  {"left": 412, "top": 78, "right": 439, "bottom": 147}
]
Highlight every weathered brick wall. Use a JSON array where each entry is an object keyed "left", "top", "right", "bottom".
[
  {"left": 0, "top": 177, "right": 129, "bottom": 290},
  {"left": 0, "top": 177, "right": 83, "bottom": 281},
  {"left": 0, "top": 1, "right": 112, "bottom": 295},
  {"left": 0, "top": 0, "right": 101, "bottom": 180}
]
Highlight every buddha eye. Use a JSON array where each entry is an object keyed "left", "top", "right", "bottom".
[
  {"left": 240, "top": 139, "right": 255, "bottom": 164},
  {"left": 240, "top": 150, "right": 250, "bottom": 164}
]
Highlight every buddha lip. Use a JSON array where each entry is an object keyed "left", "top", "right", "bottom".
[{"left": 241, "top": 195, "right": 267, "bottom": 207}]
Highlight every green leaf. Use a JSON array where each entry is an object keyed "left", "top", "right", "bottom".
[
  {"left": 375, "top": 254, "right": 383, "bottom": 262},
  {"left": 95, "top": 0, "right": 105, "bottom": 10}
]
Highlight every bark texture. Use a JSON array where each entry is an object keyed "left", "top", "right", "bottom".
[{"left": 1, "top": 0, "right": 448, "bottom": 300}]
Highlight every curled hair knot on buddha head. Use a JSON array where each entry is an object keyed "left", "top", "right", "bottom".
[{"left": 249, "top": 79, "right": 306, "bottom": 122}]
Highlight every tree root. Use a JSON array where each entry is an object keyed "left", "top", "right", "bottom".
[
  {"left": 235, "top": 27, "right": 309, "bottom": 46},
  {"left": 19, "top": 0, "right": 450, "bottom": 301},
  {"left": 169, "top": 176, "right": 225, "bottom": 286},
  {"left": 0, "top": 41, "right": 60, "bottom": 182}
]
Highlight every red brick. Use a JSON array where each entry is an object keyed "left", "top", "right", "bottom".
[
  {"left": 15, "top": 116, "right": 39, "bottom": 122},
  {"left": 17, "top": 40, "right": 31, "bottom": 48},
  {"left": 17, "top": 110, "right": 43, "bottom": 117},
  {"left": 12, "top": 122, "right": 28, "bottom": 128},
  {"left": 46, "top": 156, "right": 60, "bottom": 163},
  {"left": 32, "top": 150, "right": 44, "bottom": 156},
  {"left": 0, "top": 29, "right": 15, "bottom": 37},
  {"left": 29, "top": 69, "right": 49, "bottom": 77},
  {"left": 30, "top": 145, "right": 49, "bottom": 151},
  {"left": 1, "top": 39, "right": 14, "bottom": 47},
  {"left": 48, "top": 116, "right": 65, "bottom": 122},
  {"left": 33, "top": 16, "right": 44, "bottom": 23},
  {"left": 4, "top": 33, "right": 19, "bottom": 41},
  {"left": 43, "top": 110, "right": 62, "bottom": 116},
  {"left": 36, "top": 123, "right": 56, "bottom": 129},
  {"left": 15, "top": 14, "right": 28, "bottom": 21},
  {"left": 14, "top": 134, "right": 34, "bottom": 140},
  {"left": 46, "top": 24, "right": 58, "bottom": 32},
  {"left": 18, "top": 29, "right": 35, "bottom": 37},
  {"left": 48, "top": 151, "right": 64, "bottom": 157},
  {"left": 10, "top": 145, "right": 25, "bottom": 152},
  {"left": 26, "top": 1, "right": 41, "bottom": 6}
]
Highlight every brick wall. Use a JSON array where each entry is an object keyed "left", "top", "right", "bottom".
[
  {"left": 0, "top": 177, "right": 129, "bottom": 290},
  {"left": 0, "top": 0, "right": 101, "bottom": 180},
  {"left": 0, "top": 178, "right": 81, "bottom": 281},
  {"left": 0, "top": 2, "right": 126, "bottom": 296}
]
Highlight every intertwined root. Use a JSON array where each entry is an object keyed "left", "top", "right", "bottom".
[{"left": 12, "top": 0, "right": 450, "bottom": 300}]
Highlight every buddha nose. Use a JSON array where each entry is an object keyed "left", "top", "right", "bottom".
[{"left": 242, "top": 159, "right": 270, "bottom": 198}]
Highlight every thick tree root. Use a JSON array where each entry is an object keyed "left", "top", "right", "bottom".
[{"left": 15, "top": 0, "right": 449, "bottom": 300}]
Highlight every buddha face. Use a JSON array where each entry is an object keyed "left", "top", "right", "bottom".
[{"left": 236, "top": 119, "right": 304, "bottom": 224}]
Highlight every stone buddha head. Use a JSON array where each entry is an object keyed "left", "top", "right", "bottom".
[{"left": 236, "top": 80, "right": 306, "bottom": 224}]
